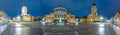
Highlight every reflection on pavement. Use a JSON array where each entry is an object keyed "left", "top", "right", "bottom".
[
  {"left": 1, "top": 22, "right": 116, "bottom": 35},
  {"left": 14, "top": 23, "right": 31, "bottom": 35},
  {"left": 98, "top": 23, "right": 105, "bottom": 35}
]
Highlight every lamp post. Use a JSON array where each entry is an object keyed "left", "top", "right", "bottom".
[
  {"left": 17, "top": 16, "right": 21, "bottom": 22},
  {"left": 75, "top": 19, "right": 79, "bottom": 25}
]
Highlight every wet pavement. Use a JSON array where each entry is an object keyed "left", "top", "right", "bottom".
[
  {"left": 0, "top": 24, "right": 8, "bottom": 35},
  {"left": 1, "top": 22, "right": 116, "bottom": 35}
]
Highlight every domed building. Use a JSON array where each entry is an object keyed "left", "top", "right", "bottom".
[
  {"left": 87, "top": 3, "right": 100, "bottom": 22},
  {"left": 79, "top": 3, "right": 101, "bottom": 23},
  {"left": 12, "top": 4, "right": 34, "bottom": 22},
  {"left": 0, "top": 9, "right": 8, "bottom": 23},
  {"left": 45, "top": 6, "right": 76, "bottom": 24}
]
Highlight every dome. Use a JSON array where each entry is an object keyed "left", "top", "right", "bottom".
[{"left": 54, "top": 7, "right": 67, "bottom": 12}]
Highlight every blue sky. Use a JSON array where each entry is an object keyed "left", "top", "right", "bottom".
[{"left": 0, "top": 0, "right": 120, "bottom": 19}]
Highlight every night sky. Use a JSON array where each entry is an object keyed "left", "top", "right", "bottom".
[{"left": 0, "top": 0, "right": 120, "bottom": 19}]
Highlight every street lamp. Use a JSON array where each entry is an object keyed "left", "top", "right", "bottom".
[
  {"left": 75, "top": 19, "right": 79, "bottom": 25},
  {"left": 100, "top": 16, "right": 104, "bottom": 22},
  {"left": 100, "top": 16, "right": 104, "bottom": 20},
  {"left": 41, "top": 18, "right": 46, "bottom": 25},
  {"left": 17, "top": 16, "right": 21, "bottom": 22}
]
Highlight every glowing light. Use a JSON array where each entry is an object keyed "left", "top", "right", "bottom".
[
  {"left": 100, "top": 16, "right": 104, "bottom": 20},
  {"left": 42, "top": 18, "right": 45, "bottom": 21},
  {"left": 22, "top": 5, "right": 27, "bottom": 15},
  {"left": 17, "top": 16, "right": 21, "bottom": 21},
  {"left": 42, "top": 22, "right": 46, "bottom": 25}
]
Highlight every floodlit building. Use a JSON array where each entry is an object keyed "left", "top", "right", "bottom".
[
  {"left": 80, "top": 16, "right": 87, "bottom": 23},
  {"left": 45, "top": 6, "right": 76, "bottom": 23},
  {"left": 87, "top": 3, "right": 100, "bottom": 22},
  {"left": 0, "top": 9, "right": 8, "bottom": 23},
  {"left": 13, "top": 4, "right": 34, "bottom": 22},
  {"left": 79, "top": 3, "right": 101, "bottom": 23},
  {"left": 112, "top": 12, "right": 120, "bottom": 24}
]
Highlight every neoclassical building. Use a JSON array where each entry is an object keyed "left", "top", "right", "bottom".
[
  {"left": 87, "top": 3, "right": 100, "bottom": 22},
  {"left": 0, "top": 9, "right": 8, "bottom": 23},
  {"left": 45, "top": 6, "right": 76, "bottom": 23},
  {"left": 13, "top": 4, "right": 34, "bottom": 22}
]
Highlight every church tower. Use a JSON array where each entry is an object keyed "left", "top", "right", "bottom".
[
  {"left": 21, "top": 4, "right": 27, "bottom": 15},
  {"left": 87, "top": 2, "right": 100, "bottom": 22},
  {"left": 91, "top": 3, "right": 98, "bottom": 15}
]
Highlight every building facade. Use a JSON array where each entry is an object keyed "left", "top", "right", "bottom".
[
  {"left": 13, "top": 4, "right": 34, "bottom": 22},
  {"left": 87, "top": 3, "right": 100, "bottom": 22},
  {"left": 79, "top": 3, "right": 101, "bottom": 23},
  {"left": 45, "top": 6, "right": 76, "bottom": 23},
  {"left": 0, "top": 9, "right": 8, "bottom": 23}
]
